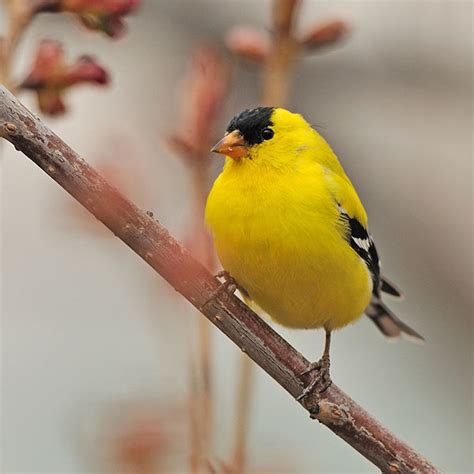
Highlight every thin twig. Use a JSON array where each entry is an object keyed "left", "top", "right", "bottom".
[
  {"left": 190, "top": 162, "right": 216, "bottom": 473},
  {"left": 0, "top": 86, "right": 440, "bottom": 474},
  {"left": 231, "top": 3, "right": 301, "bottom": 469},
  {"left": 262, "top": 0, "right": 301, "bottom": 105},
  {"left": 169, "top": 44, "right": 228, "bottom": 471},
  {"left": 230, "top": 353, "right": 254, "bottom": 472},
  {"left": 188, "top": 342, "right": 202, "bottom": 474},
  {"left": 0, "top": 0, "right": 33, "bottom": 90}
]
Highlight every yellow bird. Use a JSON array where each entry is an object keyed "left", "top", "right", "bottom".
[{"left": 205, "top": 107, "right": 422, "bottom": 397}]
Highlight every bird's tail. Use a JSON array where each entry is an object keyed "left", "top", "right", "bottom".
[
  {"left": 365, "top": 299, "right": 424, "bottom": 343},
  {"left": 380, "top": 275, "right": 404, "bottom": 299}
]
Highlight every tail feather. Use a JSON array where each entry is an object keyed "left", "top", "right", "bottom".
[
  {"left": 366, "top": 299, "right": 424, "bottom": 342},
  {"left": 380, "top": 275, "right": 404, "bottom": 299}
]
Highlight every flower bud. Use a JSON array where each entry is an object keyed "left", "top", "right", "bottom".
[
  {"left": 225, "top": 26, "right": 269, "bottom": 63},
  {"left": 168, "top": 44, "right": 229, "bottom": 163},
  {"left": 36, "top": 0, "right": 141, "bottom": 38},
  {"left": 20, "top": 39, "right": 109, "bottom": 116},
  {"left": 300, "top": 19, "right": 349, "bottom": 51}
]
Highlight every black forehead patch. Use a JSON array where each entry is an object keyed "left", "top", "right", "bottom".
[{"left": 226, "top": 107, "right": 274, "bottom": 145}]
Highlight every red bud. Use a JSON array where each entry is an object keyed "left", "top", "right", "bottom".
[
  {"left": 20, "top": 39, "right": 109, "bottom": 116},
  {"left": 64, "top": 55, "right": 109, "bottom": 85},
  {"left": 168, "top": 44, "right": 229, "bottom": 163},
  {"left": 225, "top": 26, "right": 269, "bottom": 63},
  {"left": 55, "top": 0, "right": 140, "bottom": 38},
  {"left": 300, "top": 19, "right": 350, "bottom": 50}
]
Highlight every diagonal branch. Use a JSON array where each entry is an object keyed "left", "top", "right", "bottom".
[{"left": 0, "top": 86, "right": 440, "bottom": 474}]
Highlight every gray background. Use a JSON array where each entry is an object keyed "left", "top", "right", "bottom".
[{"left": 1, "top": 1, "right": 472, "bottom": 472}]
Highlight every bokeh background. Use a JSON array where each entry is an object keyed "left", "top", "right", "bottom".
[{"left": 1, "top": 1, "right": 472, "bottom": 473}]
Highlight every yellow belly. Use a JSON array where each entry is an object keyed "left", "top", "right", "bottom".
[{"left": 205, "top": 164, "right": 372, "bottom": 331}]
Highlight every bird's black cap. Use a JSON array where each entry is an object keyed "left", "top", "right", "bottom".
[{"left": 226, "top": 107, "right": 274, "bottom": 145}]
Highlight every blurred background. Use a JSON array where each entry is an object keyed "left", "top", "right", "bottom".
[{"left": 1, "top": 1, "right": 472, "bottom": 473}]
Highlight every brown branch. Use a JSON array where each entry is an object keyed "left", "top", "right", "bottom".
[{"left": 0, "top": 86, "right": 440, "bottom": 474}]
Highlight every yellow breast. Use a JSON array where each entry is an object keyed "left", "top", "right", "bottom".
[{"left": 205, "top": 159, "right": 372, "bottom": 331}]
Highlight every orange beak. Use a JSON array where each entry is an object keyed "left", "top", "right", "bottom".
[{"left": 211, "top": 130, "right": 249, "bottom": 159}]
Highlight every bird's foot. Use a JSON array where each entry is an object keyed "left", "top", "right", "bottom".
[
  {"left": 214, "top": 271, "right": 250, "bottom": 298},
  {"left": 200, "top": 271, "right": 238, "bottom": 310},
  {"left": 296, "top": 355, "right": 332, "bottom": 403},
  {"left": 215, "top": 270, "right": 239, "bottom": 295}
]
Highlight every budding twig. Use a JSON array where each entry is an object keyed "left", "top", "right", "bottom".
[
  {"left": 226, "top": 0, "right": 350, "bottom": 106},
  {"left": 0, "top": 0, "right": 33, "bottom": 89},
  {"left": 168, "top": 44, "right": 229, "bottom": 472}
]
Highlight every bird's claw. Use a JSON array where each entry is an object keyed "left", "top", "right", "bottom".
[
  {"left": 296, "top": 355, "right": 332, "bottom": 403},
  {"left": 215, "top": 270, "right": 238, "bottom": 295},
  {"left": 200, "top": 271, "right": 238, "bottom": 310},
  {"left": 214, "top": 270, "right": 251, "bottom": 298}
]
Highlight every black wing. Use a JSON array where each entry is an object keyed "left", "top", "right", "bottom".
[
  {"left": 339, "top": 209, "right": 381, "bottom": 296},
  {"left": 338, "top": 208, "right": 421, "bottom": 340}
]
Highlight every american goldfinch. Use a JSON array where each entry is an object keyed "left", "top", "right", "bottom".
[{"left": 205, "top": 107, "right": 423, "bottom": 397}]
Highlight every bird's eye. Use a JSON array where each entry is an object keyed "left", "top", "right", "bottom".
[{"left": 262, "top": 128, "right": 274, "bottom": 140}]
